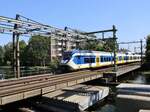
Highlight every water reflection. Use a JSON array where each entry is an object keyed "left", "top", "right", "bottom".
[
  {"left": 95, "top": 104, "right": 117, "bottom": 112},
  {"left": 131, "top": 75, "right": 146, "bottom": 84},
  {"left": 127, "top": 71, "right": 150, "bottom": 84}
]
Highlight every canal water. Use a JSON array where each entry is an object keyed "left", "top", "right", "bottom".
[{"left": 87, "top": 69, "right": 150, "bottom": 112}]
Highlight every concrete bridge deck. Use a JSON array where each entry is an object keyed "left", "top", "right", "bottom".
[
  {"left": 43, "top": 84, "right": 109, "bottom": 111},
  {"left": 0, "top": 63, "right": 141, "bottom": 105},
  {"left": 103, "top": 64, "right": 141, "bottom": 81}
]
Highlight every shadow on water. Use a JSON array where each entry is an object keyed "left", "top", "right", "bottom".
[
  {"left": 87, "top": 100, "right": 119, "bottom": 112},
  {"left": 94, "top": 104, "right": 117, "bottom": 112}
]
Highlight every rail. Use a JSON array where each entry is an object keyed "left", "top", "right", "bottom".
[{"left": 0, "top": 62, "right": 140, "bottom": 105}]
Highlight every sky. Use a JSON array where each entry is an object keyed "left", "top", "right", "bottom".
[{"left": 0, "top": 0, "right": 149, "bottom": 51}]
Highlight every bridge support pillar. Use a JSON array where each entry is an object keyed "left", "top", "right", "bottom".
[{"left": 103, "top": 72, "right": 118, "bottom": 83}]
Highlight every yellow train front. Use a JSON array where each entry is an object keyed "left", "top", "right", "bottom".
[{"left": 61, "top": 50, "right": 141, "bottom": 70}]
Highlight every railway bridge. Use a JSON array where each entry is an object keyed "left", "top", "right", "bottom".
[
  {"left": 0, "top": 15, "right": 144, "bottom": 109},
  {"left": 0, "top": 62, "right": 141, "bottom": 105}
]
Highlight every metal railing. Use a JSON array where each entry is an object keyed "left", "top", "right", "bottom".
[{"left": 0, "top": 67, "right": 52, "bottom": 79}]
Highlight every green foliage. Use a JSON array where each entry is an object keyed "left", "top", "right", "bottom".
[
  {"left": 1, "top": 36, "right": 51, "bottom": 67},
  {"left": 19, "top": 40, "right": 27, "bottom": 66},
  {"left": 49, "top": 57, "right": 60, "bottom": 73},
  {"left": 119, "top": 48, "right": 129, "bottom": 53},
  {"left": 2, "top": 41, "right": 27, "bottom": 66},
  {"left": 0, "top": 46, "right": 4, "bottom": 65},
  {"left": 146, "top": 35, "right": 150, "bottom": 63},
  {"left": 25, "top": 35, "right": 50, "bottom": 66},
  {"left": 81, "top": 38, "right": 118, "bottom": 52},
  {"left": 3, "top": 42, "right": 13, "bottom": 65},
  {"left": 103, "top": 39, "right": 116, "bottom": 52},
  {"left": 80, "top": 40, "right": 103, "bottom": 51}
]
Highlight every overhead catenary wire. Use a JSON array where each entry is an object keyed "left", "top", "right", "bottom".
[{"left": 0, "top": 16, "right": 93, "bottom": 40}]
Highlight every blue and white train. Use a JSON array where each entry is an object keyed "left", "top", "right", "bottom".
[{"left": 61, "top": 50, "right": 141, "bottom": 70}]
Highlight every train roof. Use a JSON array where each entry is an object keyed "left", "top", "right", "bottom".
[
  {"left": 64, "top": 50, "right": 141, "bottom": 56},
  {"left": 65, "top": 49, "right": 110, "bottom": 54}
]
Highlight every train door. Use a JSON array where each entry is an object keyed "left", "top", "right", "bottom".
[
  {"left": 116, "top": 56, "right": 118, "bottom": 64},
  {"left": 77, "top": 56, "right": 81, "bottom": 69},
  {"left": 96, "top": 56, "right": 100, "bottom": 67}
]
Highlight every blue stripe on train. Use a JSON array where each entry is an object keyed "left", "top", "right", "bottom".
[
  {"left": 73, "top": 56, "right": 96, "bottom": 64},
  {"left": 72, "top": 55, "right": 130, "bottom": 65}
]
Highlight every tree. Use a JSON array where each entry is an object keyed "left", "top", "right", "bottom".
[
  {"left": 119, "top": 48, "right": 129, "bottom": 53},
  {"left": 146, "top": 35, "right": 150, "bottom": 63},
  {"left": 3, "top": 42, "right": 13, "bottom": 65},
  {"left": 19, "top": 40, "right": 27, "bottom": 66},
  {"left": 3, "top": 41, "right": 27, "bottom": 66},
  {"left": 103, "top": 38, "right": 118, "bottom": 52},
  {"left": 80, "top": 38, "right": 118, "bottom": 52},
  {"left": 0, "top": 46, "right": 4, "bottom": 65},
  {"left": 80, "top": 39, "right": 104, "bottom": 51},
  {"left": 25, "top": 35, "right": 50, "bottom": 66}
]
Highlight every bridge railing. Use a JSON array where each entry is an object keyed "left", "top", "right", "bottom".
[{"left": 0, "top": 67, "right": 52, "bottom": 79}]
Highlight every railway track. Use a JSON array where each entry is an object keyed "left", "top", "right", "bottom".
[
  {"left": 0, "top": 70, "right": 95, "bottom": 90},
  {"left": 0, "top": 63, "right": 140, "bottom": 98},
  {"left": 0, "top": 69, "right": 109, "bottom": 97}
]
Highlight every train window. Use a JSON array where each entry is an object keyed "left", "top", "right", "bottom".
[
  {"left": 84, "top": 58, "right": 95, "bottom": 63},
  {"left": 124, "top": 56, "right": 128, "bottom": 60},
  {"left": 100, "top": 56, "right": 112, "bottom": 62},
  {"left": 100, "top": 56, "right": 104, "bottom": 62},
  {"left": 110, "top": 57, "right": 112, "bottom": 61},
  {"left": 106, "top": 57, "right": 108, "bottom": 62},
  {"left": 124, "top": 56, "right": 126, "bottom": 60},
  {"left": 123, "top": 57, "right": 125, "bottom": 60},
  {"left": 112, "top": 57, "right": 114, "bottom": 61},
  {"left": 84, "top": 58, "right": 89, "bottom": 63},
  {"left": 104, "top": 57, "right": 107, "bottom": 62},
  {"left": 63, "top": 52, "right": 72, "bottom": 60},
  {"left": 77, "top": 56, "right": 80, "bottom": 59},
  {"left": 104, "top": 57, "right": 106, "bottom": 62},
  {"left": 119, "top": 56, "right": 122, "bottom": 61},
  {"left": 108, "top": 57, "right": 110, "bottom": 61},
  {"left": 109, "top": 57, "right": 111, "bottom": 61},
  {"left": 91, "top": 58, "right": 95, "bottom": 63}
]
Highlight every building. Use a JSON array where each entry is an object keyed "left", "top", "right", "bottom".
[
  {"left": 50, "top": 27, "right": 97, "bottom": 60},
  {"left": 50, "top": 37, "right": 81, "bottom": 60}
]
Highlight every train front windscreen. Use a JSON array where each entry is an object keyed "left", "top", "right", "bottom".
[{"left": 61, "top": 51, "right": 72, "bottom": 63}]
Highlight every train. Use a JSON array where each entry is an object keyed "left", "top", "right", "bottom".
[{"left": 61, "top": 50, "right": 141, "bottom": 70}]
